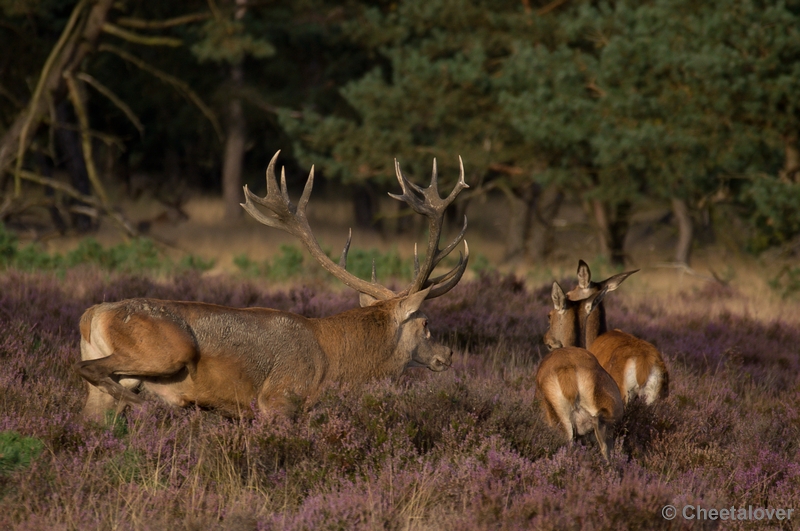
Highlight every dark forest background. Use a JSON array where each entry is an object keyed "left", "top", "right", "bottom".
[{"left": 1, "top": 0, "right": 799, "bottom": 267}]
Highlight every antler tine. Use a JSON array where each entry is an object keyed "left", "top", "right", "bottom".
[
  {"left": 242, "top": 151, "right": 395, "bottom": 301},
  {"left": 280, "top": 166, "right": 291, "bottom": 206},
  {"left": 426, "top": 242, "right": 469, "bottom": 299},
  {"left": 371, "top": 260, "right": 377, "bottom": 283},
  {"left": 248, "top": 151, "right": 283, "bottom": 208},
  {"left": 426, "top": 241, "right": 469, "bottom": 298},
  {"left": 297, "top": 165, "right": 314, "bottom": 215},
  {"left": 413, "top": 243, "right": 420, "bottom": 278},
  {"left": 430, "top": 215, "right": 467, "bottom": 270},
  {"left": 443, "top": 156, "right": 468, "bottom": 208},
  {"left": 392, "top": 158, "right": 426, "bottom": 196},
  {"left": 429, "top": 158, "right": 439, "bottom": 194},
  {"left": 339, "top": 228, "right": 352, "bottom": 269},
  {"left": 398, "top": 241, "right": 469, "bottom": 299}
]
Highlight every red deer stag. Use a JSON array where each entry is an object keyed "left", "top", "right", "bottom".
[
  {"left": 75, "top": 152, "right": 469, "bottom": 421},
  {"left": 551, "top": 261, "right": 669, "bottom": 405},
  {"left": 536, "top": 284, "right": 623, "bottom": 462}
]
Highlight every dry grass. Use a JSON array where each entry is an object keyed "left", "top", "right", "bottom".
[{"left": 23, "top": 192, "right": 799, "bottom": 323}]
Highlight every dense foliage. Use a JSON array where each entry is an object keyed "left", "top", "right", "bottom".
[
  {"left": 2, "top": 0, "right": 800, "bottom": 259},
  {"left": 0, "top": 268, "right": 798, "bottom": 529}
]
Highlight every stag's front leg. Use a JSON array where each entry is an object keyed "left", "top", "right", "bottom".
[{"left": 256, "top": 358, "right": 325, "bottom": 418}]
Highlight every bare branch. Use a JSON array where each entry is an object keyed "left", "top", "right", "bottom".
[
  {"left": 537, "top": 0, "right": 570, "bottom": 16},
  {"left": 99, "top": 44, "right": 224, "bottom": 142},
  {"left": 117, "top": 13, "right": 211, "bottom": 29},
  {"left": 13, "top": 0, "right": 89, "bottom": 196},
  {"left": 76, "top": 72, "right": 144, "bottom": 137},
  {"left": 116, "top": 13, "right": 211, "bottom": 29},
  {"left": 101, "top": 22, "right": 183, "bottom": 47},
  {"left": 64, "top": 72, "right": 110, "bottom": 207}
]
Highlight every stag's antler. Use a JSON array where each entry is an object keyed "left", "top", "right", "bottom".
[
  {"left": 241, "top": 151, "right": 396, "bottom": 300},
  {"left": 241, "top": 151, "right": 469, "bottom": 301},
  {"left": 391, "top": 157, "right": 469, "bottom": 299}
]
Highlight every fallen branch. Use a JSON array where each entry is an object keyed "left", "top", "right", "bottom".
[
  {"left": 654, "top": 262, "right": 724, "bottom": 284},
  {"left": 10, "top": 168, "right": 137, "bottom": 237},
  {"left": 6, "top": 169, "right": 192, "bottom": 255}
]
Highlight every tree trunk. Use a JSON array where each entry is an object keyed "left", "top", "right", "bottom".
[
  {"left": 671, "top": 197, "right": 693, "bottom": 265},
  {"left": 222, "top": 64, "right": 246, "bottom": 221},
  {"left": 609, "top": 201, "right": 631, "bottom": 266},
  {"left": 35, "top": 151, "right": 67, "bottom": 233},
  {"left": 780, "top": 135, "right": 800, "bottom": 183},
  {"left": 0, "top": 0, "right": 115, "bottom": 185},
  {"left": 592, "top": 199, "right": 612, "bottom": 259},
  {"left": 527, "top": 184, "right": 563, "bottom": 262},
  {"left": 592, "top": 199, "right": 631, "bottom": 267},
  {"left": 55, "top": 101, "right": 93, "bottom": 231},
  {"left": 352, "top": 182, "right": 381, "bottom": 231},
  {"left": 504, "top": 186, "right": 533, "bottom": 262}
]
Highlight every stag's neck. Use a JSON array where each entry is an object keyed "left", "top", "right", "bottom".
[{"left": 312, "top": 304, "right": 401, "bottom": 383}]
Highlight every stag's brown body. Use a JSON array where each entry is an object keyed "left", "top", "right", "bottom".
[
  {"left": 77, "top": 292, "right": 445, "bottom": 419},
  {"left": 75, "top": 151, "right": 469, "bottom": 421}
]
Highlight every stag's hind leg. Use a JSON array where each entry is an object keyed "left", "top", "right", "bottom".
[
  {"left": 76, "top": 310, "right": 197, "bottom": 421},
  {"left": 78, "top": 337, "right": 143, "bottom": 422}
]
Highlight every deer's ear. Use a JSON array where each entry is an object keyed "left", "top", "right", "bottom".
[
  {"left": 396, "top": 286, "right": 433, "bottom": 321},
  {"left": 601, "top": 269, "right": 639, "bottom": 292},
  {"left": 576, "top": 260, "right": 591, "bottom": 289},
  {"left": 584, "top": 285, "right": 609, "bottom": 316},
  {"left": 551, "top": 282, "right": 567, "bottom": 311},
  {"left": 359, "top": 292, "right": 380, "bottom": 307}
]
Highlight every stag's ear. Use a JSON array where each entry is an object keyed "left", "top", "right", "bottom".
[
  {"left": 359, "top": 292, "right": 380, "bottom": 307},
  {"left": 584, "top": 285, "right": 609, "bottom": 316},
  {"left": 551, "top": 282, "right": 567, "bottom": 312},
  {"left": 600, "top": 269, "right": 639, "bottom": 292},
  {"left": 576, "top": 260, "right": 591, "bottom": 289},
  {"left": 396, "top": 286, "right": 433, "bottom": 321}
]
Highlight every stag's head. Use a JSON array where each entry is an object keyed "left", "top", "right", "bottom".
[
  {"left": 385, "top": 287, "right": 452, "bottom": 372},
  {"left": 240, "top": 151, "right": 469, "bottom": 373}
]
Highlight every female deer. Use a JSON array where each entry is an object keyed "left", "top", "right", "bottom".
[{"left": 536, "top": 285, "right": 623, "bottom": 462}]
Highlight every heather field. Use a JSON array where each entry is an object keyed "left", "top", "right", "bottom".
[{"left": 1, "top": 267, "right": 799, "bottom": 530}]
